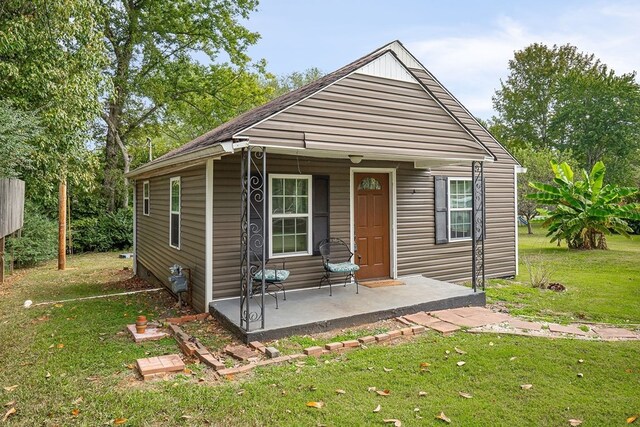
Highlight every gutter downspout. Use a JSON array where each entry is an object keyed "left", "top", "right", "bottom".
[{"left": 205, "top": 159, "right": 214, "bottom": 311}]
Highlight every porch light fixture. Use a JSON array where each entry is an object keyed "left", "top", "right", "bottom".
[{"left": 349, "top": 155, "right": 363, "bottom": 164}]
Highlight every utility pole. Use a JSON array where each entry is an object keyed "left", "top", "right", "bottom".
[{"left": 58, "top": 176, "right": 66, "bottom": 270}]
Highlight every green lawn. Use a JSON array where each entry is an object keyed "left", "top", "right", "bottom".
[
  {"left": 0, "top": 244, "right": 639, "bottom": 426},
  {"left": 488, "top": 224, "right": 640, "bottom": 324}
]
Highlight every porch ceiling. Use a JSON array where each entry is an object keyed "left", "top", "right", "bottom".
[{"left": 210, "top": 275, "right": 485, "bottom": 342}]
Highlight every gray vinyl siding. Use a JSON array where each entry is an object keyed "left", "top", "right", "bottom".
[
  {"left": 135, "top": 165, "right": 207, "bottom": 311},
  {"left": 237, "top": 73, "right": 489, "bottom": 159},
  {"left": 212, "top": 153, "right": 516, "bottom": 299}
]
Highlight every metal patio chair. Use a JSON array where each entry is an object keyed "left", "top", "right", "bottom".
[
  {"left": 251, "top": 259, "right": 288, "bottom": 309},
  {"left": 318, "top": 238, "right": 360, "bottom": 296}
]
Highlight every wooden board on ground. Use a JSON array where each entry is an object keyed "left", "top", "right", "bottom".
[{"left": 360, "top": 279, "right": 405, "bottom": 288}]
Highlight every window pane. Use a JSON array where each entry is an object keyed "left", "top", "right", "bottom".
[
  {"left": 143, "top": 199, "right": 149, "bottom": 215},
  {"left": 171, "top": 180, "right": 180, "bottom": 212},
  {"left": 358, "top": 177, "right": 381, "bottom": 190},
  {"left": 272, "top": 235, "right": 283, "bottom": 253},
  {"left": 143, "top": 183, "right": 149, "bottom": 198},
  {"left": 295, "top": 234, "right": 307, "bottom": 252},
  {"left": 170, "top": 213, "right": 180, "bottom": 247},
  {"left": 296, "top": 179, "right": 308, "bottom": 196},
  {"left": 451, "top": 210, "right": 472, "bottom": 239},
  {"left": 284, "top": 196, "right": 296, "bottom": 214},
  {"left": 296, "top": 196, "right": 308, "bottom": 214},
  {"left": 283, "top": 235, "right": 296, "bottom": 252},
  {"left": 272, "top": 196, "right": 283, "bottom": 214},
  {"left": 296, "top": 218, "right": 307, "bottom": 234},
  {"left": 283, "top": 218, "right": 296, "bottom": 234},
  {"left": 272, "top": 178, "right": 283, "bottom": 196},
  {"left": 272, "top": 218, "right": 283, "bottom": 236},
  {"left": 284, "top": 179, "right": 296, "bottom": 196}
]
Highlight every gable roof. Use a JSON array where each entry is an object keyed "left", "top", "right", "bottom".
[{"left": 129, "top": 40, "right": 516, "bottom": 178}]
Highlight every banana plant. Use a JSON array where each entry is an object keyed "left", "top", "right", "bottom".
[{"left": 528, "top": 161, "right": 640, "bottom": 249}]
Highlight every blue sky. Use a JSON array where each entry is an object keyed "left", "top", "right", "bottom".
[{"left": 243, "top": 0, "right": 640, "bottom": 119}]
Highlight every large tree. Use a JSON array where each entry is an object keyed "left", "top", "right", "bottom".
[
  {"left": 99, "top": 0, "right": 272, "bottom": 211},
  {"left": 0, "top": 102, "right": 38, "bottom": 178}
]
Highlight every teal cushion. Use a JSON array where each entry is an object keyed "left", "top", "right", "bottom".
[
  {"left": 253, "top": 269, "right": 290, "bottom": 282},
  {"left": 327, "top": 262, "right": 360, "bottom": 273}
]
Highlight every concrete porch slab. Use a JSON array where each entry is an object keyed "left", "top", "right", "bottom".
[{"left": 210, "top": 275, "right": 485, "bottom": 342}]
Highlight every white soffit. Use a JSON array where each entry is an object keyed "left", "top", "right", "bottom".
[{"left": 354, "top": 51, "right": 418, "bottom": 83}]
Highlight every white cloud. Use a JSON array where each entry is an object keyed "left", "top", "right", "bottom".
[{"left": 405, "top": 2, "right": 640, "bottom": 119}]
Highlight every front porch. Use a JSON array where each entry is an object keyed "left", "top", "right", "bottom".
[{"left": 210, "top": 275, "right": 485, "bottom": 342}]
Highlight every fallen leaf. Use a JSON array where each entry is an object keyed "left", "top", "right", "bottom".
[
  {"left": 418, "top": 391, "right": 427, "bottom": 397},
  {"left": 3, "top": 401, "right": 15, "bottom": 408},
  {"left": 3, "top": 385, "right": 17, "bottom": 392},
  {"left": 445, "top": 350, "right": 450, "bottom": 354},
  {"left": 181, "top": 415, "right": 192, "bottom": 420},
  {"left": 373, "top": 404, "right": 381, "bottom": 413},
  {"left": 335, "top": 389, "right": 346, "bottom": 395},
  {"left": 454, "top": 347, "right": 466, "bottom": 355},
  {"left": 569, "top": 419, "right": 583, "bottom": 426},
  {"left": 48, "top": 344, "right": 54, "bottom": 349},
  {"left": 383, "top": 367, "right": 393, "bottom": 372},
  {"left": 489, "top": 342, "right": 494, "bottom": 346},
  {"left": 71, "top": 409, "right": 80, "bottom": 416},
  {"left": 72, "top": 397, "right": 83, "bottom": 405},
  {"left": 86, "top": 376, "right": 99, "bottom": 382},
  {"left": 376, "top": 390, "right": 391, "bottom": 396},
  {"left": 183, "top": 368, "right": 192, "bottom": 375},
  {"left": 225, "top": 374, "right": 234, "bottom": 381},
  {"left": 236, "top": 389, "right": 245, "bottom": 395},
  {"left": 414, "top": 408, "right": 420, "bottom": 412},
  {"left": 2, "top": 407, "right": 16, "bottom": 422},
  {"left": 509, "top": 357, "right": 517, "bottom": 361},
  {"left": 628, "top": 414, "right": 639, "bottom": 424},
  {"left": 57, "top": 343, "right": 64, "bottom": 349},
  {"left": 456, "top": 361, "right": 466, "bottom": 367},
  {"left": 306, "top": 401, "right": 324, "bottom": 409},
  {"left": 436, "top": 411, "right": 451, "bottom": 423},
  {"left": 367, "top": 386, "right": 377, "bottom": 392},
  {"left": 459, "top": 392, "right": 473, "bottom": 399},
  {"left": 54, "top": 304, "right": 63, "bottom": 308},
  {"left": 383, "top": 419, "right": 402, "bottom": 427},
  {"left": 113, "top": 418, "right": 128, "bottom": 425},
  {"left": 126, "top": 364, "right": 134, "bottom": 370},
  {"left": 419, "top": 362, "right": 431, "bottom": 368},
  {"left": 520, "top": 384, "right": 533, "bottom": 390},
  {"left": 577, "top": 373, "right": 584, "bottom": 378},
  {"left": 45, "top": 372, "right": 51, "bottom": 379}
]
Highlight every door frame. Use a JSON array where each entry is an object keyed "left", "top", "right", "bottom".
[{"left": 350, "top": 167, "right": 397, "bottom": 279}]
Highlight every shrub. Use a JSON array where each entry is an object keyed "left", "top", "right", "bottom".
[
  {"left": 523, "top": 254, "right": 551, "bottom": 289},
  {"left": 72, "top": 208, "right": 132, "bottom": 252},
  {"left": 6, "top": 204, "right": 58, "bottom": 267}
]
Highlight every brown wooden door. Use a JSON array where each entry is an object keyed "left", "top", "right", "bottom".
[{"left": 354, "top": 173, "right": 390, "bottom": 280}]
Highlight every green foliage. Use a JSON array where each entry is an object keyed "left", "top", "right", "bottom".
[
  {"left": 528, "top": 161, "right": 640, "bottom": 249},
  {"left": 0, "top": 101, "right": 38, "bottom": 178},
  {"left": 6, "top": 204, "right": 57, "bottom": 267},
  {"left": 492, "top": 43, "right": 640, "bottom": 187},
  {"left": 511, "top": 145, "right": 577, "bottom": 234},
  {"left": 267, "top": 67, "right": 325, "bottom": 98},
  {"left": 72, "top": 209, "right": 133, "bottom": 252}
]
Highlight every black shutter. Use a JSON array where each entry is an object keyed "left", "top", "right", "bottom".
[
  {"left": 434, "top": 176, "right": 448, "bottom": 244},
  {"left": 312, "top": 175, "right": 330, "bottom": 255}
]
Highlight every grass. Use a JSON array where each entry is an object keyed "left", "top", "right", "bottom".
[
  {"left": 0, "top": 245, "right": 639, "bottom": 426},
  {"left": 487, "top": 223, "right": 640, "bottom": 324}
]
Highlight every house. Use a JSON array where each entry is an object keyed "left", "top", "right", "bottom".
[{"left": 127, "top": 41, "right": 522, "bottom": 339}]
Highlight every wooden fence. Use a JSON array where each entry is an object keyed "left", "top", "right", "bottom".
[{"left": 0, "top": 178, "right": 25, "bottom": 283}]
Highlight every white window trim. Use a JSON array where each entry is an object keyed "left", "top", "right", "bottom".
[
  {"left": 447, "top": 177, "right": 473, "bottom": 242},
  {"left": 268, "top": 174, "right": 313, "bottom": 259},
  {"left": 169, "top": 176, "right": 181, "bottom": 250},
  {"left": 142, "top": 180, "right": 150, "bottom": 216}
]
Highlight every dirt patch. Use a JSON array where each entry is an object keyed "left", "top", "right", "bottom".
[
  {"left": 103, "top": 273, "right": 156, "bottom": 292},
  {"left": 547, "top": 283, "right": 566, "bottom": 292}
]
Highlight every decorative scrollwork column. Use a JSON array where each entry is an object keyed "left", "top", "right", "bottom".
[
  {"left": 240, "top": 146, "right": 267, "bottom": 331},
  {"left": 471, "top": 161, "right": 485, "bottom": 292}
]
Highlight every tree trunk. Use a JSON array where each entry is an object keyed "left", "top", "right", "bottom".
[
  {"left": 104, "top": 104, "right": 120, "bottom": 213},
  {"left": 58, "top": 177, "right": 67, "bottom": 270},
  {"left": 526, "top": 219, "right": 533, "bottom": 234}
]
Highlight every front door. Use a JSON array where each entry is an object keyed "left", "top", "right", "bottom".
[{"left": 354, "top": 173, "right": 390, "bottom": 280}]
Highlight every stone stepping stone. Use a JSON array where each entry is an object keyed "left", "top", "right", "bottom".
[
  {"left": 137, "top": 354, "right": 184, "bottom": 380},
  {"left": 403, "top": 312, "right": 440, "bottom": 326},
  {"left": 593, "top": 327, "right": 638, "bottom": 340},
  {"left": 226, "top": 345, "right": 259, "bottom": 361},
  {"left": 507, "top": 319, "right": 544, "bottom": 331},
  {"left": 448, "top": 306, "right": 492, "bottom": 318},
  {"left": 126, "top": 324, "right": 169, "bottom": 343},
  {"left": 548, "top": 324, "right": 589, "bottom": 335}
]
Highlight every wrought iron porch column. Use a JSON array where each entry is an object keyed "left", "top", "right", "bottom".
[
  {"left": 471, "top": 161, "right": 485, "bottom": 292},
  {"left": 240, "top": 146, "right": 267, "bottom": 331}
]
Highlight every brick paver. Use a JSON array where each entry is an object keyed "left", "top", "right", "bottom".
[
  {"left": 226, "top": 345, "right": 258, "bottom": 361},
  {"left": 548, "top": 324, "right": 589, "bottom": 335},
  {"left": 428, "top": 321, "right": 461, "bottom": 335},
  {"left": 403, "top": 312, "right": 440, "bottom": 326},
  {"left": 137, "top": 354, "right": 184, "bottom": 378}
]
